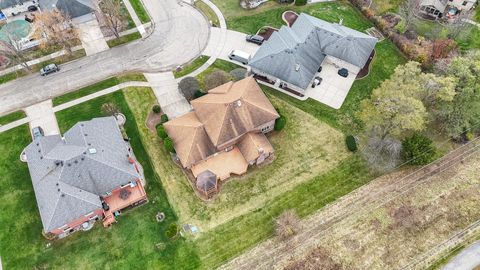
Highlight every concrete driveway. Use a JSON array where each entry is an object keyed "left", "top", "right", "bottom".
[
  {"left": 0, "top": 0, "right": 209, "bottom": 116},
  {"left": 203, "top": 28, "right": 260, "bottom": 64},
  {"left": 305, "top": 56, "right": 360, "bottom": 109},
  {"left": 25, "top": 100, "right": 60, "bottom": 137},
  {"left": 77, "top": 19, "right": 109, "bottom": 56}
]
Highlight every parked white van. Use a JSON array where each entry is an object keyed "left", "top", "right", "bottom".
[{"left": 228, "top": 50, "right": 251, "bottom": 65}]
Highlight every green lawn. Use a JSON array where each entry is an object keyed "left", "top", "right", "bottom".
[
  {"left": 194, "top": 155, "right": 372, "bottom": 269},
  {"left": 107, "top": 32, "right": 142, "bottom": 48},
  {"left": 0, "top": 49, "right": 86, "bottom": 85},
  {"left": 195, "top": 1, "right": 220, "bottom": 27},
  {"left": 195, "top": 59, "right": 239, "bottom": 89},
  {"left": 413, "top": 19, "right": 480, "bottom": 51},
  {"left": 52, "top": 73, "right": 146, "bottom": 106},
  {"left": 130, "top": 0, "right": 151, "bottom": 23},
  {"left": 174, "top": 55, "right": 210, "bottom": 78},
  {"left": 227, "top": 1, "right": 372, "bottom": 34},
  {"left": 0, "top": 88, "right": 201, "bottom": 269},
  {"left": 371, "top": 0, "right": 404, "bottom": 14},
  {"left": 210, "top": 0, "right": 285, "bottom": 22},
  {"left": 0, "top": 110, "right": 26, "bottom": 125}
]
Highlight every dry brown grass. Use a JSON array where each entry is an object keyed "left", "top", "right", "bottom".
[{"left": 220, "top": 144, "right": 480, "bottom": 270}]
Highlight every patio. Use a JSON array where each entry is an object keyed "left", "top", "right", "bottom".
[
  {"left": 191, "top": 147, "right": 248, "bottom": 181},
  {"left": 102, "top": 179, "right": 147, "bottom": 227},
  {"left": 304, "top": 56, "right": 360, "bottom": 109}
]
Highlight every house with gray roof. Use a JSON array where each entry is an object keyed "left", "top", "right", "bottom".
[
  {"left": 23, "top": 117, "right": 147, "bottom": 238},
  {"left": 418, "top": 0, "right": 477, "bottom": 19},
  {"left": 249, "top": 13, "right": 377, "bottom": 96},
  {"left": 39, "top": 0, "right": 95, "bottom": 19}
]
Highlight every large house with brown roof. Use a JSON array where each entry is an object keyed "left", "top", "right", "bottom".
[{"left": 164, "top": 77, "right": 279, "bottom": 197}]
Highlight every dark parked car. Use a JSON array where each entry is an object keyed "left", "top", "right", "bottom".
[
  {"left": 28, "top": 5, "right": 38, "bottom": 12},
  {"left": 338, "top": 68, "right": 349, "bottom": 78},
  {"left": 31, "top": 126, "right": 44, "bottom": 140},
  {"left": 40, "top": 64, "right": 59, "bottom": 76},
  {"left": 246, "top": 34, "right": 264, "bottom": 45}
]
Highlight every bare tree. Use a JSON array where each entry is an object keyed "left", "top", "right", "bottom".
[
  {"left": 99, "top": 0, "right": 127, "bottom": 38},
  {"left": 275, "top": 210, "right": 301, "bottom": 241},
  {"left": 361, "top": 130, "right": 403, "bottom": 174},
  {"left": 398, "top": 0, "right": 418, "bottom": 30},
  {"left": 0, "top": 27, "right": 31, "bottom": 70},
  {"left": 33, "top": 10, "right": 79, "bottom": 54}
]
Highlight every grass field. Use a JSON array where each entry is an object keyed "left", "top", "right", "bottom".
[
  {"left": 227, "top": 1, "right": 371, "bottom": 34},
  {"left": 0, "top": 49, "right": 86, "bottom": 85},
  {"left": 210, "top": 0, "right": 285, "bottom": 22},
  {"left": 195, "top": 1, "right": 220, "bottom": 27},
  {"left": 0, "top": 110, "right": 26, "bottom": 125},
  {"left": 0, "top": 88, "right": 201, "bottom": 269},
  {"left": 371, "top": 0, "right": 404, "bottom": 14},
  {"left": 107, "top": 32, "right": 142, "bottom": 48},
  {"left": 52, "top": 73, "right": 146, "bottom": 106},
  {"left": 174, "top": 55, "right": 210, "bottom": 78}
]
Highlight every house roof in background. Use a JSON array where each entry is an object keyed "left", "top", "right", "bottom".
[
  {"left": 0, "top": 0, "right": 31, "bottom": 9},
  {"left": 39, "top": 0, "right": 94, "bottom": 18},
  {"left": 24, "top": 117, "right": 141, "bottom": 232},
  {"left": 249, "top": 13, "right": 377, "bottom": 91}
]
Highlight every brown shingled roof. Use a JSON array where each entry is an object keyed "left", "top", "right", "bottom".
[
  {"left": 163, "top": 112, "right": 216, "bottom": 168},
  {"left": 191, "top": 77, "right": 279, "bottom": 147},
  {"left": 238, "top": 132, "right": 274, "bottom": 163}
]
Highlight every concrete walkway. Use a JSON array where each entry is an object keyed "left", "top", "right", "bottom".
[
  {"left": 77, "top": 19, "right": 109, "bottom": 56},
  {"left": 144, "top": 72, "right": 192, "bottom": 119},
  {"left": 25, "top": 100, "right": 60, "bottom": 136},
  {"left": 442, "top": 240, "right": 480, "bottom": 270},
  {"left": 123, "top": 0, "right": 147, "bottom": 36}
]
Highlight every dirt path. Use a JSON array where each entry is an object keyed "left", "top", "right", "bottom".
[{"left": 220, "top": 137, "right": 480, "bottom": 270}]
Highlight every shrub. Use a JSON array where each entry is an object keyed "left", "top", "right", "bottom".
[
  {"left": 275, "top": 210, "right": 301, "bottom": 240},
  {"left": 274, "top": 115, "right": 286, "bottom": 131},
  {"left": 294, "top": 0, "right": 307, "bottom": 6},
  {"left": 156, "top": 125, "right": 168, "bottom": 139},
  {"left": 164, "top": 137, "right": 176, "bottom": 153},
  {"left": 205, "top": 70, "right": 231, "bottom": 90},
  {"left": 230, "top": 68, "right": 247, "bottom": 81},
  {"left": 345, "top": 135, "right": 357, "bottom": 152},
  {"left": 194, "top": 90, "right": 206, "bottom": 99},
  {"left": 402, "top": 133, "right": 436, "bottom": 165},
  {"left": 152, "top": 105, "right": 161, "bottom": 114},
  {"left": 165, "top": 223, "right": 178, "bottom": 239},
  {"left": 160, "top": 114, "right": 169, "bottom": 124},
  {"left": 465, "top": 131, "right": 474, "bottom": 141},
  {"left": 179, "top": 77, "right": 200, "bottom": 100}
]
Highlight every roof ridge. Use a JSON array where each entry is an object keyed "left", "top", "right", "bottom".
[{"left": 211, "top": 104, "right": 231, "bottom": 146}]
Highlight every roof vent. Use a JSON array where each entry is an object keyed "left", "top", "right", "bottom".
[
  {"left": 295, "top": 64, "right": 300, "bottom": 71},
  {"left": 88, "top": 148, "right": 97, "bottom": 154},
  {"left": 236, "top": 100, "right": 242, "bottom": 107}
]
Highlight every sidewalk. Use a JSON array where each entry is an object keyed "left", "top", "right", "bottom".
[
  {"left": 144, "top": 72, "right": 192, "bottom": 119},
  {"left": 123, "top": 0, "right": 147, "bottom": 36}
]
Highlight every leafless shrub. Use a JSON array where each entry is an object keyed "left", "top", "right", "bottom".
[{"left": 275, "top": 210, "right": 301, "bottom": 241}]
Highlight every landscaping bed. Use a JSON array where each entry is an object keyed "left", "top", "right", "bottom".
[{"left": 282, "top": 10, "right": 298, "bottom": 26}]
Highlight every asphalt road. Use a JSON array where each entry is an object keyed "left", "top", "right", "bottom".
[
  {"left": 0, "top": 0, "right": 209, "bottom": 115},
  {"left": 442, "top": 240, "right": 480, "bottom": 270}
]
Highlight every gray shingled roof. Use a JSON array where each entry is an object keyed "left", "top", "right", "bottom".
[
  {"left": 24, "top": 117, "right": 141, "bottom": 232},
  {"left": 0, "top": 0, "right": 31, "bottom": 9},
  {"left": 39, "top": 0, "right": 94, "bottom": 18},
  {"left": 419, "top": 0, "right": 448, "bottom": 11},
  {"left": 249, "top": 13, "right": 378, "bottom": 91}
]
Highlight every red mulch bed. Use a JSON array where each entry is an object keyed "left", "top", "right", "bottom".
[
  {"left": 283, "top": 11, "right": 298, "bottom": 27},
  {"left": 146, "top": 111, "right": 162, "bottom": 133},
  {"left": 257, "top": 26, "right": 278, "bottom": 40},
  {"left": 356, "top": 50, "right": 376, "bottom": 80}
]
